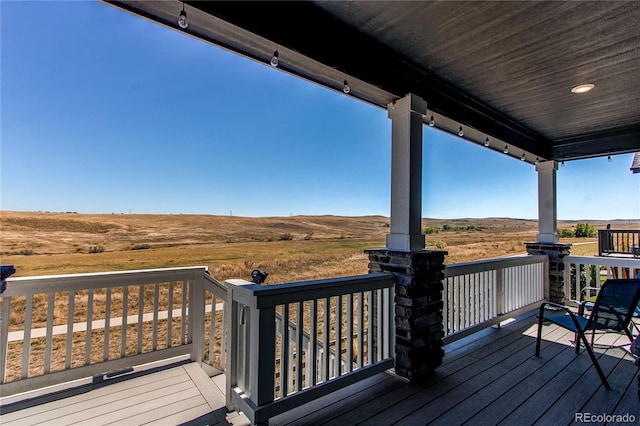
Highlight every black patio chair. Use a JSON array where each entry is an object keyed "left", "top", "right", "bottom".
[{"left": 535, "top": 279, "right": 640, "bottom": 390}]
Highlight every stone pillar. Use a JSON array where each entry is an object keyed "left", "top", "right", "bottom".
[
  {"left": 525, "top": 242, "right": 572, "bottom": 304},
  {"left": 529, "top": 160, "right": 568, "bottom": 303},
  {"left": 366, "top": 248, "right": 447, "bottom": 383}
]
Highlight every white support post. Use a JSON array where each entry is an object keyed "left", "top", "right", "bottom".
[
  {"left": 190, "top": 271, "right": 205, "bottom": 365},
  {"left": 536, "top": 160, "right": 559, "bottom": 243},
  {"left": 225, "top": 279, "right": 255, "bottom": 411},
  {"left": 386, "top": 93, "right": 427, "bottom": 251}
]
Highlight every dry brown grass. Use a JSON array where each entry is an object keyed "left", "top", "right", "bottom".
[
  {"left": 2, "top": 211, "right": 634, "bottom": 382},
  {"left": 2, "top": 211, "right": 627, "bottom": 282}
]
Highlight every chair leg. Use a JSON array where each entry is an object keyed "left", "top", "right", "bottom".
[
  {"left": 577, "top": 330, "right": 611, "bottom": 390},
  {"left": 535, "top": 305, "right": 545, "bottom": 356},
  {"left": 624, "top": 327, "right": 634, "bottom": 343}
]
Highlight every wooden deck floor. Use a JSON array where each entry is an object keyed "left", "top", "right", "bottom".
[
  {"left": 0, "top": 361, "right": 249, "bottom": 426},
  {"left": 2, "top": 311, "right": 638, "bottom": 425},
  {"left": 272, "top": 312, "right": 640, "bottom": 426}
]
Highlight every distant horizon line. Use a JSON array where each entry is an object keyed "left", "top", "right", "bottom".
[{"left": 2, "top": 210, "right": 639, "bottom": 223}]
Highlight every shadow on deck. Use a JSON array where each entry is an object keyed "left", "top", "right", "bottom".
[{"left": 2, "top": 311, "right": 638, "bottom": 425}]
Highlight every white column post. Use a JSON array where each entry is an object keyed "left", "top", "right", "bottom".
[
  {"left": 536, "top": 160, "right": 559, "bottom": 243},
  {"left": 386, "top": 93, "right": 427, "bottom": 251}
]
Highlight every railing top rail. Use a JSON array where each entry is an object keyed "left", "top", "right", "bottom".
[
  {"left": 203, "top": 272, "right": 227, "bottom": 299},
  {"left": 227, "top": 273, "right": 394, "bottom": 308},
  {"left": 565, "top": 255, "right": 640, "bottom": 267},
  {"left": 444, "top": 254, "right": 547, "bottom": 277},
  {"left": 2, "top": 266, "right": 209, "bottom": 297}
]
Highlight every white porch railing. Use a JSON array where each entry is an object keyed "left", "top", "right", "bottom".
[
  {"left": 2, "top": 257, "right": 551, "bottom": 422},
  {"left": 0, "top": 266, "right": 225, "bottom": 396},
  {"left": 225, "top": 273, "right": 394, "bottom": 426},
  {"left": 1, "top": 267, "right": 394, "bottom": 425},
  {"left": 442, "top": 255, "right": 549, "bottom": 343},
  {"left": 564, "top": 255, "right": 640, "bottom": 304}
]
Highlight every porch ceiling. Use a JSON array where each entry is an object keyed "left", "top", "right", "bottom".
[{"left": 105, "top": 1, "right": 640, "bottom": 162}]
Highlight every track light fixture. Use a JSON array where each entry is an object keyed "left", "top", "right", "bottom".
[
  {"left": 484, "top": 137, "right": 490, "bottom": 147},
  {"left": 503, "top": 145, "right": 509, "bottom": 154},
  {"left": 535, "top": 157, "right": 540, "bottom": 165},
  {"left": 270, "top": 47, "right": 279, "bottom": 67},
  {"left": 521, "top": 152, "right": 526, "bottom": 161},
  {"left": 178, "top": 2, "right": 188, "bottom": 29},
  {"left": 343, "top": 74, "right": 350, "bottom": 94},
  {"left": 607, "top": 154, "right": 612, "bottom": 162},
  {"left": 428, "top": 116, "right": 435, "bottom": 127},
  {"left": 458, "top": 126, "right": 464, "bottom": 137}
]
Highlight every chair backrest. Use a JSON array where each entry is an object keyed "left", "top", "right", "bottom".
[{"left": 587, "top": 279, "right": 640, "bottom": 331}]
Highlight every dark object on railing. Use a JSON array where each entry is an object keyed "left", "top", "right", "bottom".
[
  {"left": 1, "top": 265, "right": 16, "bottom": 294},
  {"left": 251, "top": 269, "right": 268, "bottom": 284},
  {"left": 598, "top": 229, "right": 640, "bottom": 257}
]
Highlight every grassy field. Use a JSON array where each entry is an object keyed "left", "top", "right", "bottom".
[
  {"left": 1, "top": 211, "right": 625, "bottom": 283},
  {"left": 1, "top": 211, "right": 634, "bottom": 381}
]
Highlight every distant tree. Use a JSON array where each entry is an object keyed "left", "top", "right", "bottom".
[
  {"left": 442, "top": 224, "right": 452, "bottom": 231},
  {"left": 422, "top": 225, "right": 440, "bottom": 235},
  {"left": 558, "top": 228, "right": 575, "bottom": 238},
  {"left": 575, "top": 223, "right": 597, "bottom": 238}
]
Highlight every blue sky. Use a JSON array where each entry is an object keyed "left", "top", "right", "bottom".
[{"left": 1, "top": 1, "right": 638, "bottom": 220}]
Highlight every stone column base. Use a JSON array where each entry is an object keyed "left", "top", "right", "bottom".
[
  {"left": 366, "top": 248, "right": 447, "bottom": 383},
  {"left": 525, "top": 242, "right": 572, "bottom": 304}
]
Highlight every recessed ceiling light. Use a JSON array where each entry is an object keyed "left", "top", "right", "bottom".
[{"left": 571, "top": 83, "right": 595, "bottom": 94}]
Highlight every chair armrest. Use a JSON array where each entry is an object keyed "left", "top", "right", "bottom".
[
  {"left": 540, "top": 301, "right": 572, "bottom": 313},
  {"left": 578, "top": 299, "right": 592, "bottom": 316},
  {"left": 581, "top": 286, "right": 600, "bottom": 297}
]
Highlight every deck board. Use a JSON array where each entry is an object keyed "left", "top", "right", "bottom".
[
  {"left": 426, "top": 328, "right": 574, "bottom": 426},
  {"left": 2, "top": 312, "right": 638, "bottom": 426},
  {"left": 0, "top": 364, "right": 227, "bottom": 426},
  {"left": 273, "top": 312, "right": 639, "bottom": 426},
  {"left": 580, "top": 353, "right": 638, "bottom": 417},
  {"left": 535, "top": 334, "right": 630, "bottom": 425},
  {"left": 367, "top": 329, "right": 566, "bottom": 425},
  {"left": 318, "top": 318, "right": 553, "bottom": 426},
  {"left": 89, "top": 389, "right": 205, "bottom": 425},
  {"left": 498, "top": 332, "right": 632, "bottom": 425},
  {"left": 467, "top": 336, "right": 577, "bottom": 426},
  {"left": 183, "top": 363, "right": 226, "bottom": 411},
  {"left": 277, "top": 313, "right": 541, "bottom": 426}
]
